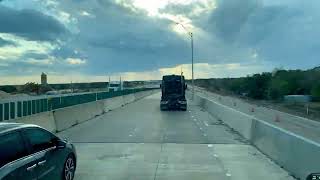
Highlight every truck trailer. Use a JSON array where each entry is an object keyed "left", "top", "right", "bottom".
[{"left": 160, "top": 75, "right": 187, "bottom": 111}]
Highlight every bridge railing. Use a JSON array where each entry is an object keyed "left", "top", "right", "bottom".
[{"left": 0, "top": 88, "right": 158, "bottom": 121}]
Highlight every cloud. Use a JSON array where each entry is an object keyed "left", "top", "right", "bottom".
[
  {"left": 205, "top": 0, "right": 320, "bottom": 69},
  {"left": 66, "top": 58, "right": 86, "bottom": 65},
  {"left": 0, "top": 37, "right": 15, "bottom": 47},
  {"left": 1, "top": 0, "right": 320, "bottom": 84},
  {"left": 207, "top": 0, "right": 259, "bottom": 42},
  {"left": 0, "top": 5, "right": 68, "bottom": 41},
  {"left": 0, "top": 33, "right": 56, "bottom": 61}
]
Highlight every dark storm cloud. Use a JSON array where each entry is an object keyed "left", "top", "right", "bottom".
[
  {"left": 56, "top": 0, "right": 190, "bottom": 74},
  {"left": 206, "top": 0, "right": 320, "bottom": 69},
  {"left": 0, "top": 5, "right": 67, "bottom": 41},
  {"left": 207, "top": 0, "right": 260, "bottom": 42}
]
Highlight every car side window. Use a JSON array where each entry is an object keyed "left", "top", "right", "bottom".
[
  {"left": 25, "top": 128, "right": 56, "bottom": 154},
  {"left": 0, "top": 132, "right": 27, "bottom": 168}
]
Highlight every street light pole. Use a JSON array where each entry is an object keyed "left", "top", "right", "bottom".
[
  {"left": 176, "top": 22, "right": 194, "bottom": 99},
  {"left": 190, "top": 32, "right": 194, "bottom": 100}
]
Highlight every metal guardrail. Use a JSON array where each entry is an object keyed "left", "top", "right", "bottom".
[{"left": 0, "top": 88, "right": 158, "bottom": 121}]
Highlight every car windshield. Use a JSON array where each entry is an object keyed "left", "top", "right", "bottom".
[{"left": 0, "top": 0, "right": 319, "bottom": 180}]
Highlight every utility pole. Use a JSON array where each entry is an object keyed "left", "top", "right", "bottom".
[
  {"left": 176, "top": 22, "right": 194, "bottom": 99},
  {"left": 108, "top": 76, "right": 111, "bottom": 92},
  {"left": 120, "top": 76, "right": 122, "bottom": 91},
  {"left": 191, "top": 32, "right": 194, "bottom": 100}
]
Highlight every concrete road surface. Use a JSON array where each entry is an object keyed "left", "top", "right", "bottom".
[{"left": 58, "top": 93, "right": 294, "bottom": 180}]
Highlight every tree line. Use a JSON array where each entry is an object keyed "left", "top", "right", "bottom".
[{"left": 194, "top": 67, "right": 320, "bottom": 100}]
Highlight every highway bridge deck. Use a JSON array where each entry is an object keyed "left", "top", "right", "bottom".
[{"left": 58, "top": 93, "right": 294, "bottom": 180}]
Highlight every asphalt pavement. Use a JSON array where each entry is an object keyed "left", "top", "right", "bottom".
[{"left": 58, "top": 92, "right": 294, "bottom": 180}]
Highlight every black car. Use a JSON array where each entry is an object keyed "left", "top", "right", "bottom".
[{"left": 0, "top": 123, "right": 77, "bottom": 180}]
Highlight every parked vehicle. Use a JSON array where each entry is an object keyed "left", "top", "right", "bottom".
[
  {"left": 160, "top": 75, "right": 187, "bottom": 111},
  {"left": 0, "top": 123, "right": 77, "bottom": 180}
]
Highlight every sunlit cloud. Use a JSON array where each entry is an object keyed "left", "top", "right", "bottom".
[
  {"left": 66, "top": 58, "right": 86, "bottom": 65},
  {"left": 0, "top": 33, "right": 56, "bottom": 61},
  {"left": 26, "top": 58, "right": 55, "bottom": 65},
  {"left": 80, "top": 10, "right": 95, "bottom": 18}
]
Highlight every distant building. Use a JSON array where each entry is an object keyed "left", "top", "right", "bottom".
[{"left": 41, "top": 72, "right": 47, "bottom": 85}]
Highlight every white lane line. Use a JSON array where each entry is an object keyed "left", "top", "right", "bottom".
[
  {"left": 213, "top": 154, "right": 218, "bottom": 157},
  {"left": 208, "top": 144, "right": 213, "bottom": 148},
  {"left": 226, "top": 173, "right": 231, "bottom": 177},
  {"left": 129, "top": 134, "right": 133, "bottom": 137},
  {"left": 203, "top": 134, "right": 207, "bottom": 136},
  {"left": 204, "top": 122, "right": 209, "bottom": 127}
]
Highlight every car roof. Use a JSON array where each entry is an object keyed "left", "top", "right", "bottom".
[{"left": 0, "top": 123, "right": 40, "bottom": 134}]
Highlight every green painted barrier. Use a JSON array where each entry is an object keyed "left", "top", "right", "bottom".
[
  {"left": 32, "top": 100, "right": 36, "bottom": 114},
  {"left": 0, "top": 88, "right": 156, "bottom": 119},
  {"left": 17, "top": 102, "right": 22, "bottom": 118},
  {"left": 0, "top": 104, "right": 3, "bottom": 121},
  {"left": 36, "top": 100, "right": 40, "bottom": 113},
  {"left": 10, "top": 102, "right": 15, "bottom": 119},
  {"left": 43, "top": 99, "right": 48, "bottom": 112},
  {"left": 4, "top": 103, "right": 9, "bottom": 120},
  {"left": 27, "top": 101, "right": 32, "bottom": 115},
  {"left": 23, "top": 101, "right": 27, "bottom": 116}
]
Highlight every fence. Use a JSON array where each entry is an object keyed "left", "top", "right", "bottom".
[{"left": 0, "top": 88, "right": 156, "bottom": 121}]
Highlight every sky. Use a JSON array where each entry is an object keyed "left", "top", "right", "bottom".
[{"left": 0, "top": 0, "right": 319, "bottom": 84}]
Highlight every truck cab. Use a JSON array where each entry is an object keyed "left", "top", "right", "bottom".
[{"left": 160, "top": 75, "right": 187, "bottom": 111}]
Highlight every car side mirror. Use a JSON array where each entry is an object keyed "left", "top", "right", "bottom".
[{"left": 52, "top": 138, "right": 66, "bottom": 149}]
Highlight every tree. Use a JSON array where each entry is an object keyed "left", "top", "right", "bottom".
[
  {"left": 311, "top": 84, "right": 320, "bottom": 98},
  {"left": 21, "top": 82, "right": 40, "bottom": 94},
  {"left": 268, "top": 79, "right": 290, "bottom": 100},
  {"left": 0, "top": 86, "right": 17, "bottom": 93}
]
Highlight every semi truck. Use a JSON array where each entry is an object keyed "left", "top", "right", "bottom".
[{"left": 160, "top": 75, "right": 187, "bottom": 111}]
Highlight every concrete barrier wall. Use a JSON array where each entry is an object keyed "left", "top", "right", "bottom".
[
  {"left": 193, "top": 86, "right": 320, "bottom": 136},
  {"left": 53, "top": 101, "right": 105, "bottom": 132},
  {"left": 102, "top": 96, "right": 124, "bottom": 112},
  {"left": 251, "top": 119, "right": 320, "bottom": 179},
  {"left": 191, "top": 91, "right": 320, "bottom": 179},
  {"left": 189, "top": 92, "right": 253, "bottom": 140},
  {"left": 134, "top": 91, "right": 146, "bottom": 100},
  {"left": 9, "top": 112, "right": 56, "bottom": 132},
  {"left": 122, "top": 94, "right": 136, "bottom": 105},
  {"left": 9, "top": 90, "right": 156, "bottom": 133},
  {"left": 204, "top": 98, "right": 254, "bottom": 140}
]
